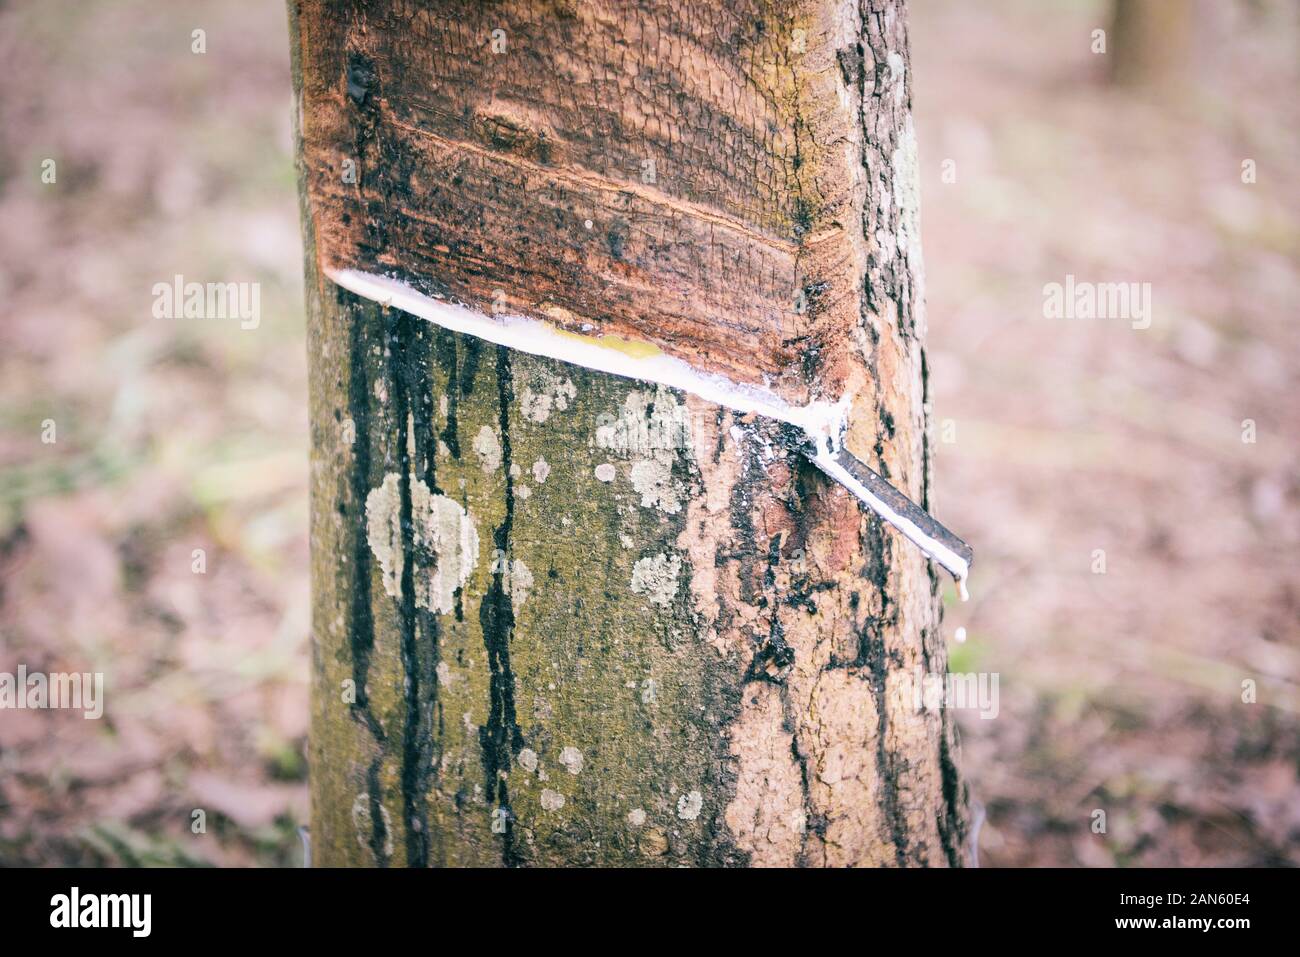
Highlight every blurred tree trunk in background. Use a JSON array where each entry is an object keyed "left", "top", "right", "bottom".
[
  {"left": 1108, "top": 0, "right": 1194, "bottom": 92},
  {"left": 288, "top": 0, "right": 968, "bottom": 867}
]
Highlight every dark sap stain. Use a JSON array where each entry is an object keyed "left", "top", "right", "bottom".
[
  {"left": 342, "top": 290, "right": 388, "bottom": 864},
  {"left": 346, "top": 51, "right": 377, "bottom": 107},
  {"left": 477, "top": 346, "right": 526, "bottom": 868}
]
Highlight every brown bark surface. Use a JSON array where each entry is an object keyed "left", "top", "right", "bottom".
[{"left": 295, "top": 0, "right": 930, "bottom": 406}]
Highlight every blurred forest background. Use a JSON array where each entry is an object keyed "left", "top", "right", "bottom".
[{"left": 0, "top": 0, "right": 1296, "bottom": 866}]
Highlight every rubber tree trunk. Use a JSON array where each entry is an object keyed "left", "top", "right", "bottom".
[{"left": 289, "top": 0, "right": 969, "bottom": 867}]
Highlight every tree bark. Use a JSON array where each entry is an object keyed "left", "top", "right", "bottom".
[
  {"left": 1108, "top": 0, "right": 1195, "bottom": 93},
  {"left": 290, "top": 0, "right": 968, "bottom": 867}
]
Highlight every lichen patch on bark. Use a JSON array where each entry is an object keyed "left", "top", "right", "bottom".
[
  {"left": 503, "top": 557, "right": 533, "bottom": 614},
  {"left": 473, "top": 426, "right": 502, "bottom": 473},
  {"left": 365, "top": 472, "right": 480, "bottom": 615},
  {"left": 519, "top": 369, "right": 577, "bottom": 424},
  {"left": 629, "top": 458, "right": 681, "bottom": 514},
  {"left": 630, "top": 554, "right": 682, "bottom": 608}
]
